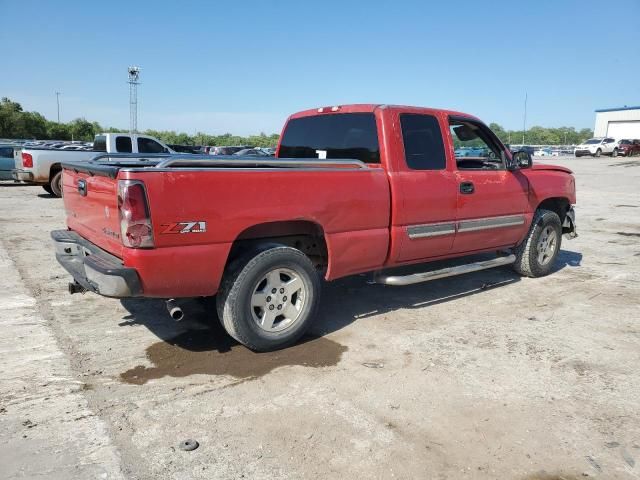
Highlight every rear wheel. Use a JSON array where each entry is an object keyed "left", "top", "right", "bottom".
[
  {"left": 612, "top": 148, "right": 618, "bottom": 158},
  {"left": 50, "top": 171, "right": 63, "bottom": 197},
  {"left": 513, "top": 209, "right": 562, "bottom": 278},
  {"left": 216, "top": 245, "right": 321, "bottom": 351},
  {"left": 575, "top": 153, "right": 582, "bottom": 158},
  {"left": 42, "top": 184, "right": 54, "bottom": 195}
]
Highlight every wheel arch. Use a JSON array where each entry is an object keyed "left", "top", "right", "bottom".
[
  {"left": 49, "top": 162, "right": 62, "bottom": 182},
  {"left": 536, "top": 197, "right": 570, "bottom": 223},
  {"left": 227, "top": 220, "right": 329, "bottom": 274}
]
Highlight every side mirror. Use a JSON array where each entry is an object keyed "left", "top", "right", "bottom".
[{"left": 509, "top": 150, "right": 532, "bottom": 170}]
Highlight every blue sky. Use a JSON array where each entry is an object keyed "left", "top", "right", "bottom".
[{"left": 1, "top": 0, "right": 638, "bottom": 135}]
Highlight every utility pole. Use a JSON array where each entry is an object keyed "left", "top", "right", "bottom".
[
  {"left": 522, "top": 92, "right": 527, "bottom": 145},
  {"left": 55, "top": 92, "right": 61, "bottom": 123},
  {"left": 127, "top": 66, "right": 141, "bottom": 133}
]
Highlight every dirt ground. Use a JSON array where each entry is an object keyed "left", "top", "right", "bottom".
[{"left": 0, "top": 156, "right": 639, "bottom": 479}]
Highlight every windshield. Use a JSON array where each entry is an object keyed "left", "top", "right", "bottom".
[
  {"left": 584, "top": 139, "right": 601, "bottom": 144},
  {"left": 278, "top": 113, "right": 380, "bottom": 163}
]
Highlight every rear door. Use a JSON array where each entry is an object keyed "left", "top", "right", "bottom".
[
  {"left": 388, "top": 111, "right": 458, "bottom": 262},
  {"left": 447, "top": 117, "right": 529, "bottom": 252},
  {"left": 62, "top": 167, "right": 124, "bottom": 258}
]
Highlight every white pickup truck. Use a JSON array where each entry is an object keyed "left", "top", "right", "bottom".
[{"left": 13, "top": 133, "right": 174, "bottom": 196}]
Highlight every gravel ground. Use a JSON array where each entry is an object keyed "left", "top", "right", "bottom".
[{"left": 0, "top": 156, "right": 639, "bottom": 479}]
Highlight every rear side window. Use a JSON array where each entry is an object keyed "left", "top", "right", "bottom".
[
  {"left": 138, "top": 137, "right": 165, "bottom": 153},
  {"left": 116, "top": 136, "right": 132, "bottom": 153},
  {"left": 278, "top": 113, "right": 380, "bottom": 163},
  {"left": 0, "top": 147, "right": 13, "bottom": 158},
  {"left": 400, "top": 114, "right": 446, "bottom": 170},
  {"left": 93, "top": 135, "right": 107, "bottom": 152}
]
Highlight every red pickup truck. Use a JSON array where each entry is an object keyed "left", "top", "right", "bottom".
[{"left": 53, "top": 104, "right": 577, "bottom": 351}]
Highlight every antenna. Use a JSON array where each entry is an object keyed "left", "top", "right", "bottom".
[{"left": 127, "top": 66, "right": 141, "bottom": 133}]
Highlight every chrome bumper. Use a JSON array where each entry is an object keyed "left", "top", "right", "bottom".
[{"left": 51, "top": 230, "right": 142, "bottom": 297}]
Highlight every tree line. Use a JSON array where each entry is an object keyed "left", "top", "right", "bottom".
[{"left": 1, "top": 97, "right": 593, "bottom": 147}]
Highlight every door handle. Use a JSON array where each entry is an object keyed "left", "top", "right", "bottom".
[{"left": 460, "top": 182, "right": 475, "bottom": 194}]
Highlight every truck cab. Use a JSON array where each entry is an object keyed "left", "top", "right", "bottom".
[{"left": 92, "top": 133, "right": 173, "bottom": 154}]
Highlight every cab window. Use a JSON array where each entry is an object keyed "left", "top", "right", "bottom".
[
  {"left": 449, "top": 118, "right": 506, "bottom": 170},
  {"left": 278, "top": 113, "right": 380, "bottom": 163},
  {"left": 137, "top": 137, "right": 166, "bottom": 154},
  {"left": 115, "top": 136, "right": 132, "bottom": 153},
  {"left": 400, "top": 113, "right": 446, "bottom": 170}
]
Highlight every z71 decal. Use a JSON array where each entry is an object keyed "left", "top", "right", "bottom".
[{"left": 161, "top": 221, "right": 207, "bottom": 234}]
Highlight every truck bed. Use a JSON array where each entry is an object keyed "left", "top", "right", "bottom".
[{"left": 61, "top": 155, "right": 392, "bottom": 297}]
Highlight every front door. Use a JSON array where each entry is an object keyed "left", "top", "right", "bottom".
[
  {"left": 392, "top": 112, "right": 458, "bottom": 262},
  {"left": 447, "top": 117, "right": 530, "bottom": 253}
]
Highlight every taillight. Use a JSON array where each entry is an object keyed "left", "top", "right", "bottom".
[
  {"left": 22, "top": 152, "right": 33, "bottom": 168},
  {"left": 117, "top": 180, "right": 154, "bottom": 248}
]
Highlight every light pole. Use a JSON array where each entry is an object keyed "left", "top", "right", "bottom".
[
  {"left": 522, "top": 92, "right": 527, "bottom": 145},
  {"left": 55, "top": 92, "right": 61, "bottom": 123}
]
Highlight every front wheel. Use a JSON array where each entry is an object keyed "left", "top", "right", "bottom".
[
  {"left": 594, "top": 148, "right": 601, "bottom": 157},
  {"left": 513, "top": 209, "right": 562, "bottom": 278},
  {"left": 216, "top": 245, "right": 321, "bottom": 351}
]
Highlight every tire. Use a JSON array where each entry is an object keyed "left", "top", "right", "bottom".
[
  {"left": 594, "top": 148, "right": 601, "bottom": 157},
  {"left": 513, "top": 209, "right": 562, "bottom": 278},
  {"left": 50, "top": 171, "right": 63, "bottom": 197},
  {"left": 42, "top": 184, "right": 54, "bottom": 195},
  {"left": 216, "top": 245, "right": 321, "bottom": 351},
  {"left": 612, "top": 148, "right": 618, "bottom": 158},
  {"left": 575, "top": 153, "right": 581, "bottom": 158}
]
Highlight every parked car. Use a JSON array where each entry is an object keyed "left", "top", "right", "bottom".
[
  {"left": 0, "top": 144, "right": 16, "bottom": 180},
  {"left": 233, "top": 148, "right": 270, "bottom": 156},
  {"left": 209, "top": 146, "right": 252, "bottom": 155},
  {"left": 52, "top": 104, "right": 577, "bottom": 352},
  {"left": 616, "top": 139, "right": 640, "bottom": 157},
  {"left": 13, "top": 133, "right": 174, "bottom": 197},
  {"left": 574, "top": 138, "right": 618, "bottom": 157}
]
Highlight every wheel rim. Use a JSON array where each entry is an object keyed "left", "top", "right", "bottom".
[
  {"left": 250, "top": 267, "right": 306, "bottom": 332},
  {"left": 536, "top": 226, "right": 558, "bottom": 266}
]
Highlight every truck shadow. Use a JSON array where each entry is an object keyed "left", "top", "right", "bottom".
[{"left": 118, "top": 249, "right": 582, "bottom": 355}]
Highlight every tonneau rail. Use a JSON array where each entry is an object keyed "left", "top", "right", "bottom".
[{"left": 62, "top": 153, "right": 370, "bottom": 176}]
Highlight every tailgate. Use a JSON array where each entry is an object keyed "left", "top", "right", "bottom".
[{"left": 62, "top": 167, "right": 124, "bottom": 258}]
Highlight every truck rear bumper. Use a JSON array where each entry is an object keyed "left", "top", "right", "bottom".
[
  {"left": 12, "top": 169, "right": 35, "bottom": 182},
  {"left": 51, "top": 230, "right": 142, "bottom": 297}
]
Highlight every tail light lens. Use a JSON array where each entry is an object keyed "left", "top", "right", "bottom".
[
  {"left": 117, "top": 180, "right": 154, "bottom": 248},
  {"left": 22, "top": 152, "right": 33, "bottom": 168}
]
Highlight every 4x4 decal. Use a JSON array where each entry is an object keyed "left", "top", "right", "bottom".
[{"left": 161, "top": 221, "right": 207, "bottom": 234}]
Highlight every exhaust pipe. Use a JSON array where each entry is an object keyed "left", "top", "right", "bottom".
[
  {"left": 166, "top": 299, "right": 184, "bottom": 321},
  {"left": 68, "top": 282, "right": 86, "bottom": 294}
]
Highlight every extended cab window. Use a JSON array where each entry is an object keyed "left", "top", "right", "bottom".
[
  {"left": 93, "top": 135, "right": 107, "bottom": 152},
  {"left": 116, "top": 136, "right": 132, "bottom": 153},
  {"left": 400, "top": 114, "right": 446, "bottom": 170},
  {"left": 278, "top": 113, "right": 380, "bottom": 163},
  {"left": 449, "top": 118, "right": 506, "bottom": 170},
  {"left": 138, "top": 137, "right": 165, "bottom": 153}
]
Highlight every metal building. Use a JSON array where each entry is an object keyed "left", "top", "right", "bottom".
[{"left": 594, "top": 106, "right": 640, "bottom": 139}]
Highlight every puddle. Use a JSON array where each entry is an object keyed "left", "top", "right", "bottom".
[
  {"left": 616, "top": 231, "right": 640, "bottom": 238},
  {"left": 120, "top": 333, "right": 347, "bottom": 385}
]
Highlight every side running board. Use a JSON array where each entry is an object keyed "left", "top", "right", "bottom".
[{"left": 374, "top": 254, "right": 516, "bottom": 286}]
